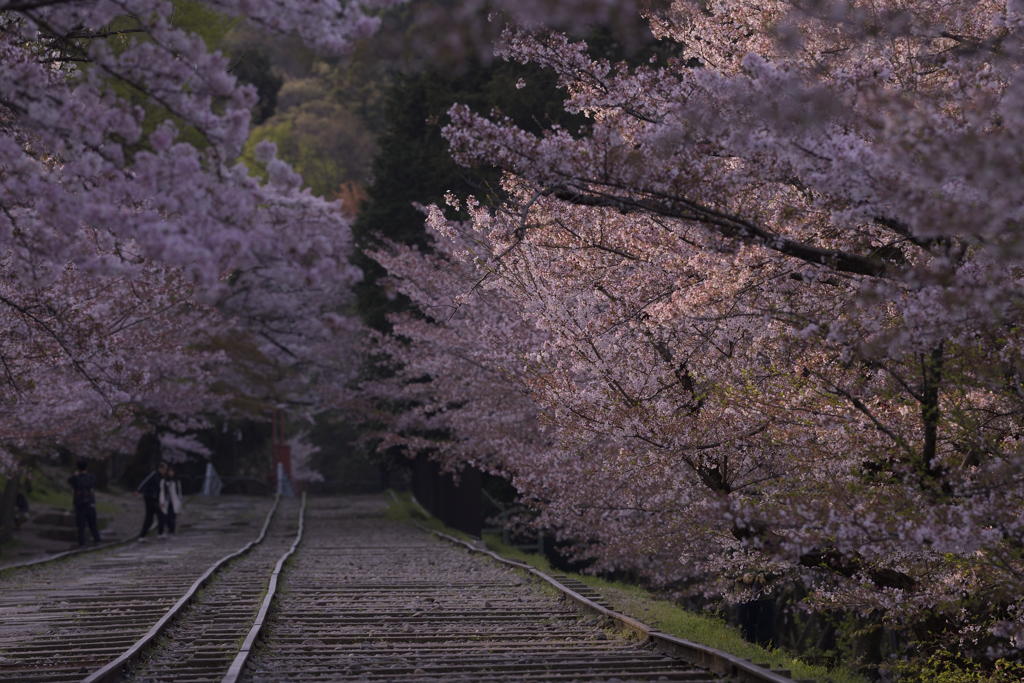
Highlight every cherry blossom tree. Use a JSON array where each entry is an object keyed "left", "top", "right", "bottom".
[
  {"left": 0, "top": 0, "right": 652, "bottom": 477},
  {"left": 361, "top": 221, "right": 548, "bottom": 480},
  {"left": 0, "top": 219, "right": 363, "bottom": 476},
  {"left": 0, "top": 244, "right": 226, "bottom": 472},
  {"left": 366, "top": 0, "right": 1024, "bottom": 654},
  {"left": 0, "top": 0, "right": 379, "bottom": 476},
  {"left": 364, "top": 217, "right": 707, "bottom": 583}
]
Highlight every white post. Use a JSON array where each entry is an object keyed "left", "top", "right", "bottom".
[
  {"left": 277, "top": 462, "right": 294, "bottom": 498},
  {"left": 202, "top": 462, "right": 223, "bottom": 496}
]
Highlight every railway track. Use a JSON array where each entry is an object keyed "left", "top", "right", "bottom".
[
  {"left": 0, "top": 496, "right": 278, "bottom": 682},
  {"left": 117, "top": 496, "right": 304, "bottom": 683},
  {"left": 2, "top": 493, "right": 810, "bottom": 683},
  {"left": 0, "top": 538, "right": 135, "bottom": 573},
  {"left": 238, "top": 496, "right": 788, "bottom": 683}
]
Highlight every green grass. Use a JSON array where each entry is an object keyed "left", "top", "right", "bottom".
[
  {"left": 383, "top": 490, "right": 473, "bottom": 538},
  {"left": 0, "top": 537, "right": 25, "bottom": 558},
  {"left": 25, "top": 476, "right": 73, "bottom": 509},
  {"left": 23, "top": 464, "right": 122, "bottom": 516},
  {"left": 384, "top": 490, "right": 865, "bottom": 683}
]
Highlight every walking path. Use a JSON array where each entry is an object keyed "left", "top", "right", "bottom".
[{"left": 0, "top": 495, "right": 800, "bottom": 683}]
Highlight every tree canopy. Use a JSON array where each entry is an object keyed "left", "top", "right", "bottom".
[
  {"left": 361, "top": 0, "right": 1024, "bottom": 661},
  {"left": 4, "top": 0, "right": 1024, "bottom": 669}
]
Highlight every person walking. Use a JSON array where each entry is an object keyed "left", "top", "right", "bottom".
[
  {"left": 159, "top": 465, "right": 183, "bottom": 538},
  {"left": 134, "top": 460, "right": 167, "bottom": 542},
  {"left": 68, "top": 460, "right": 101, "bottom": 546}
]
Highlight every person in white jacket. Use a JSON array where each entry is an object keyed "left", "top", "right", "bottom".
[{"left": 158, "top": 466, "right": 183, "bottom": 538}]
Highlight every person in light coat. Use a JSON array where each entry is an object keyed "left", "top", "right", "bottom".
[{"left": 158, "top": 465, "right": 183, "bottom": 538}]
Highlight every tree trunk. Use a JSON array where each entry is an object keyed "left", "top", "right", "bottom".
[
  {"left": 119, "top": 432, "right": 162, "bottom": 488},
  {"left": 919, "top": 344, "right": 944, "bottom": 479},
  {"left": 0, "top": 475, "right": 20, "bottom": 546}
]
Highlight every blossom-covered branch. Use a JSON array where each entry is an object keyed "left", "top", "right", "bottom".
[{"left": 367, "top": 0, "right": 1024, "bottom": 651}]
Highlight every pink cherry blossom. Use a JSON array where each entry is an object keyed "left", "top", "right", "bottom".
[
  {"left": 0, "top": 0, "right": 369, "bottom": 474},
  {"left": 366, "top": 0, "right": 1024, "bottom": 650}
]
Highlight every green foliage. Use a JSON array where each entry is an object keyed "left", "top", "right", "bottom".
[
  {"left": 384, "top": 489, "right": 440, "bottom": 527},
  {"left": 326, "top": 41, "right": 393, "bottom": 139},
  {"left": 243, "top": 100, "right": 376, "bottom": 197},
  {"left": 170, "top": 0, "right": 239, "bottom": 47},
  {"left": 230, "top": 47, "right": 283, "bottom": 125},
  {"left": 884, "top": 652, "right": 1024, "bottom": 683},
  {"left": 352, "top": 61, "right": 587, "bottom": 332},
  {"left": 304, "top": 412, "right": 381, "bottom": 492},
  {"left": 233, "top": 37, "right": 390, "bottom": 198}
]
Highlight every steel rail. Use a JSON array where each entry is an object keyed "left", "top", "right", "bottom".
[
  {"left": 0, "top": 537, "right": 136, "bottom": 573},
  {"left": 221, "top": 492, "right": 306, "bottom": 683},
  {"left": 80, "top": 494, "right": 282, "bottom": 683},
  {"left": 424, "top": 525, "right": 812, "bottom": 683}
]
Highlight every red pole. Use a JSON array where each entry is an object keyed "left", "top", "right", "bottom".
[{"left": 271, "top": 407, "right": 292, "bottom": 479}]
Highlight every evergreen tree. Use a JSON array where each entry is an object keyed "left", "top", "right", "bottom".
[{"left": 352, "top": 62, "right": 585, "bottom": 332}]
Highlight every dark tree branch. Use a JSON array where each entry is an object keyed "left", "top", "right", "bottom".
[{"left": 550, "top": 187, "right": 893, "bottom": 278}]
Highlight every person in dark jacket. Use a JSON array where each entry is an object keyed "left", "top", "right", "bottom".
[
  {"left": 14, "top": 490, "right": 29, "bottom": 529},
  {"left": 134, "top": 460, "right": 167, "bottom": 541},
  {"left": 68, "top": 460, "right": 101, "bottom": 546}
]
